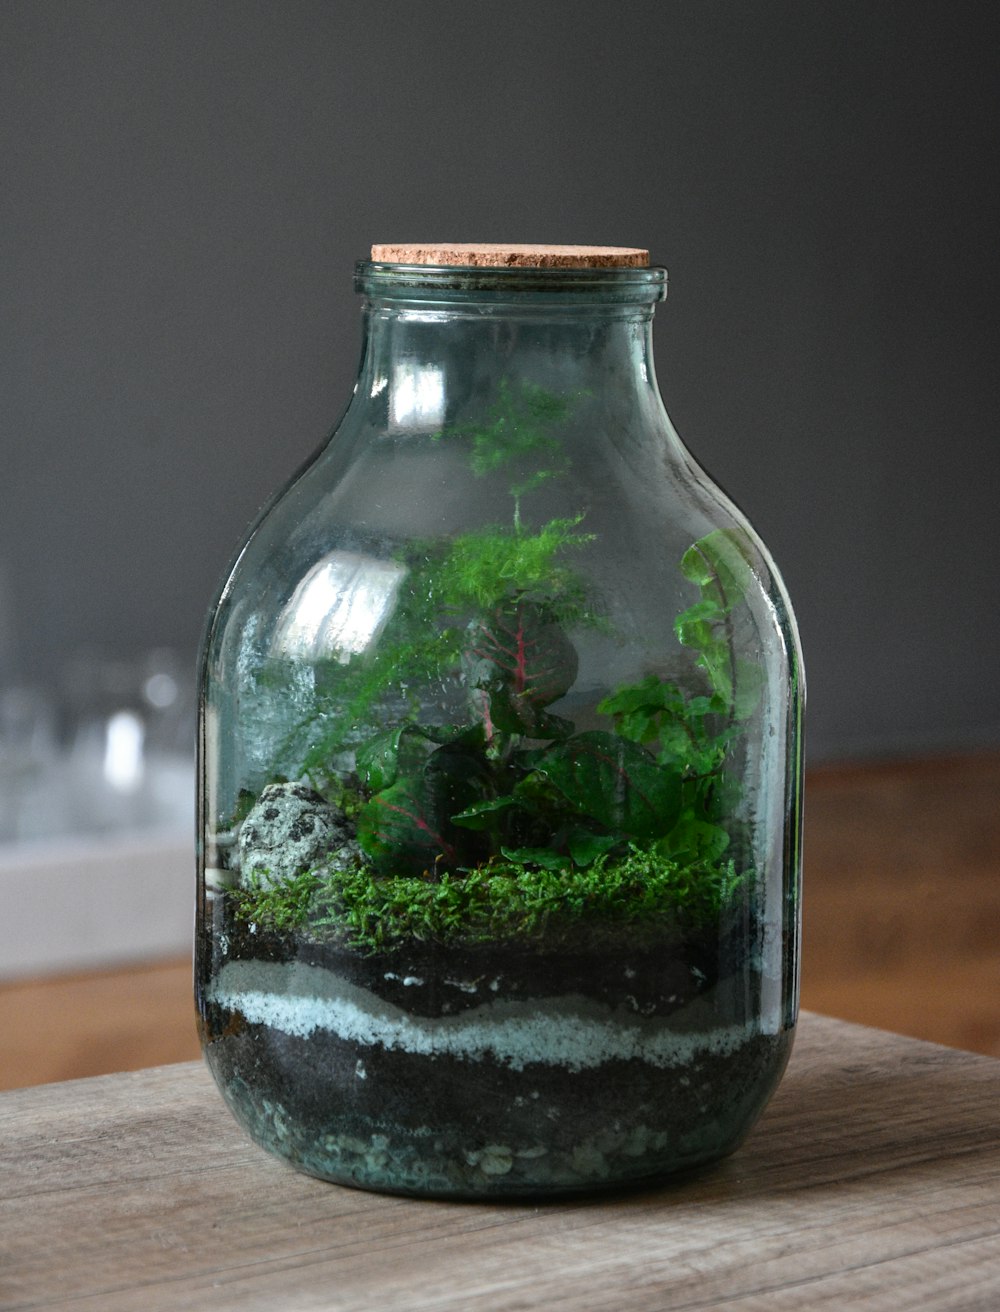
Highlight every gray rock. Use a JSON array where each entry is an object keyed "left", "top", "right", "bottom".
[
  {"left": 326, "top": 836, "right": 364, "bottom": 876},
  {"left": 238, "top": 782, "right": 348, "bottom": 889}
]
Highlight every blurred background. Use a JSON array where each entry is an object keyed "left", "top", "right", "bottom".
[{"left": 1, "top": 0, "right": 997, "bottom": 1086}]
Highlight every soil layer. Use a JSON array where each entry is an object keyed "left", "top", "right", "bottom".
[{"left": 198, "top": 894, "right": 793, "bottom": 1198}]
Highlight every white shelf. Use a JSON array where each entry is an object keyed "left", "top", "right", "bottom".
[{"left": 0, "top": 829, "right": 192, "bottom": 979}]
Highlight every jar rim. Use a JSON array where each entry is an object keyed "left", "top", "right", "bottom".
[{"left": 355, "top": 260, "right": 667, "bottom": 303}]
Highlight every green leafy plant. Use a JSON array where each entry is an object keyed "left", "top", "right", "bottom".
[
  {"left": 436, "top": 379, "right": 574, "bottom": 530},
  {"left": 232, "top": 389, "right": 764, "bottom": 950},
  {"left": 596, "top": 529, "right": 764, "bottom": 864}
]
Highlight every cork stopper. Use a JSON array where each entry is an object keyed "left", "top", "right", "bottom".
[{"left": 370, "top": 243, "right": 649, "bottom": 269}]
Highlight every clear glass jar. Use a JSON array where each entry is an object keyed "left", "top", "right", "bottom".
[{"left": 196, "top": 247, "right": 804, "bottom": 1199}]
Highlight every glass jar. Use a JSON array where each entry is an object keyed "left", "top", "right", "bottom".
[{"left": 196, "top": 244, "right": 804, "bottom": 1199}]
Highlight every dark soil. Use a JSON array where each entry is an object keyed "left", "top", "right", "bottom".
[{"left": 197, "top": 892, "right": 794, "bottom": 1198}]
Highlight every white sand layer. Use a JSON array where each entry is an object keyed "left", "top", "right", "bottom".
[{"left": 208, "top": 960, "right": 761, "bottom": 1072}]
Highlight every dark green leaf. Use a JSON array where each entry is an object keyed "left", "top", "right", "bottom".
[
  {"left": 357, "top": 744, "right": 491, "bottom": 875},
  {"left": 355, "top": 722, "right": 461, "bottom": 793},
  {"left": 355, "top": 726, "right": 409, "bottom": 793},
  {"left": 463, "top": 599, "right": 578, "bottom": 738},
  {"left": 679, "top": 529, "right": 754, "bottom": 612},
  {"left": 597, "top": 675, "right": 684, "bottom": 745},
  {"left": 357, "top": 774, "right": 458, "bottom": 873},
  {"left": 535, "top": 731, "right": 683, "bottom": 841},
  {"left": 566, "top": 830, "right": 620, "bottom": 867},
  {"left": 599, "top": 676, "right": 733, "bottom": 776},
  {"left": 450, "top": 794, "right": 520, "bottom": 830},
  {"left": 660, "top": 816, "right": 731, "bottom": 863}
]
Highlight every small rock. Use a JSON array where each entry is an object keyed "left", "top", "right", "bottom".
[
  {"left": 477, "top": 1145, "right": 514, "bottom": 1176},
  {"left": 327, "top": 837, "right": 364, "bottom": 875},
  {"left": 570, "top": 1143, "right": 607, "bottom": 1178},
  {"left": 514, "top": 1144, "right": 548, "bottom": 1160},
  {"left": 238, "top": 782, "right": 347, "bottom": 889}
]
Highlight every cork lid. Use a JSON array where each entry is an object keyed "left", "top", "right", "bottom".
[{"left": 370, "top": 243, "right": 649, "bottom": 269}]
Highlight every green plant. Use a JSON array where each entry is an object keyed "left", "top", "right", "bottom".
[
  {"left": 231, "top": 389, "right": 764, "bottom": 949},
  {"left": 350, "top": 526, "right": 761, "bottom": 880},
  {"left": 233, "top": 845, "right": 745, "bottom": 953},
  {"left": 597, "top": 528, "right": 764, "bottom": 863}
]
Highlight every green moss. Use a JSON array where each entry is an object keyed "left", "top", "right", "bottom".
[
  {"left": 229, "top": 847, "right": 747, "bottom": 953},
  {"left": 231, "top": 868, "right": 322, "bottom": 934}
]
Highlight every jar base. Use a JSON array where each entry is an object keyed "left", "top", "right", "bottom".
[{"left": 204, "top": 1018, "right": 793, "bottom": 1199}]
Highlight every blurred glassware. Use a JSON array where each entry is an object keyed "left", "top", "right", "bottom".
[
  {"left": 0, "top": 649, "right": 193, "bottom": 846},
  {"left": 62, "top": 649, "right": 194, "bottom": 836}
]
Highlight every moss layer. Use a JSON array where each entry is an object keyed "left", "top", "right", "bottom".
[{"left": 230, "top": 847, "right": 747, "bottom": 953}]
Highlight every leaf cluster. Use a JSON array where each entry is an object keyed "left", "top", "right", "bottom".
[
  {"left": 676, "top": 531, "right": 765, "bottom": 722},
  {"left": 289, "top": 514, "right": 595, "bottom": 784},
  {"left": 596, "top": 529, "right": 764, "bottom": 864},
  {"left": 434, "top": 378, "right": 573, "bottom": 505},
  {"left": 350, "top": 574, "right": 700, "bottom": 880},
  {"left": 235, "top": 391, "right": 765, "bottom": 951},
  {"left": 349, "top": 536, "right": 762, "bottom": 883}
]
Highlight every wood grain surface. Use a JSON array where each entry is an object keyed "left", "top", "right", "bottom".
[
  {"left": 1, "top": 1013, "right": 998, "bottom": 1311},
  {"left": 802, "top": 753, "right": 1000, "bottom": 1056}
]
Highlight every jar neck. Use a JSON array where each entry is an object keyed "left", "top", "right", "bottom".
[{"left": 353, "top": 262, "right": 667, "bottom": 430}]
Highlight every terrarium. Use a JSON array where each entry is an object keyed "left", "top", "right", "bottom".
[{"left": 196, "top": 243, "right": 804, "bottom": 1198}]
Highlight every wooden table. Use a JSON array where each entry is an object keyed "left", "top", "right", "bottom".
[{"left": 2, "top": 1013, "right": 998, "bottom": 1311}]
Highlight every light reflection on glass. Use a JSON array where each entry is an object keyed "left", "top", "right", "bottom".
[
  {"left": 389, "top": 364, "right": 445, "bottom": 431},
  {"left": 272, "top": 551, "right": 405, "bottom": 663},
  {"left": 103, "top": 709, "right": 145, "bottom": 793}
]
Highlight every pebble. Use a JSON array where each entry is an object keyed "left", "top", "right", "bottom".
[{"left": 238, "top": 782, "right": 348, "bottom": 889}]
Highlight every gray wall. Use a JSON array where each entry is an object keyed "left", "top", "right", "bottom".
[{"left": 2, "top": 0, "right": 997, "bottom": 762}]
